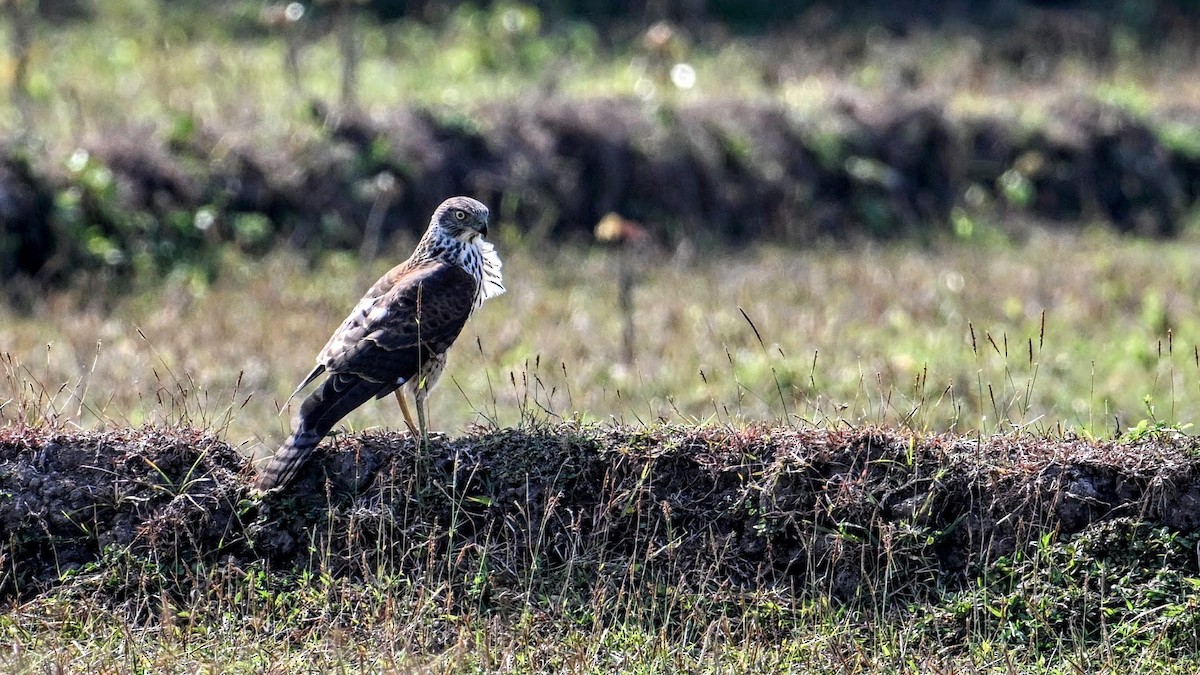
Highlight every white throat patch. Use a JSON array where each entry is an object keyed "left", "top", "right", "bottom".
[
  {"left": 452, "top": 236, "right": 505, "bottom": 309},
  {"left": 474, "top": 238, "right": 506, "bottom": 306}
]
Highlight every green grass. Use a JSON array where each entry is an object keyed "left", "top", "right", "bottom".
[
  {"left": 2, "top": 2, "right": 715, "bottom": 148},
  {"left": 11, "top": 584, "right": 1189, "bottom": 673},
  {"left": 4, "top": 229, "right": 1198, "bottom": 454},
  {"left": 7, "top": 2, "right": 1200, "bottom": 154}
]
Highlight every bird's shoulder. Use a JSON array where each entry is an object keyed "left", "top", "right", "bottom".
[
  {"left": 376, "top": 256, "right": 479, "bottom": 330},
  {"left": 373, "top": 256, "right": 475, "bottom": 301},
  {"left": 315, "top": 256, "right": 477, "bottom": 371}
]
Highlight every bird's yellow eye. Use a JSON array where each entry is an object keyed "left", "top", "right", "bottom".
[{"left": 454, "top": 210, "right": 466, "bottom": 221}]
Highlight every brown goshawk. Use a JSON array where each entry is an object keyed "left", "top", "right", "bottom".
[{"left": 256, "top": 196, "right": 505, "bottom": 490}]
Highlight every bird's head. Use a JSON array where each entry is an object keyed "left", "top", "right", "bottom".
[{"left": 431, "top": 196, "right": 490, "bottom": 243}]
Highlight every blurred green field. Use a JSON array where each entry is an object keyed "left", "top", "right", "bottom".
[
  {"left": 7, "top": 2, "right": 1200, "bottom": 148},
  {"left": 4, "top": 227, "right": 1198, "bottom": 456}
]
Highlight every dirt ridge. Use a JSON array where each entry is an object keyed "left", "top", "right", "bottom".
[{"left": 2, "top": 423, "right": 1198, "bottom": 607}]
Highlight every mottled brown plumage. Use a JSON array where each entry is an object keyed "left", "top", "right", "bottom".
[{"left": 256, "top": 196, "right": 504, "bottom": 490}]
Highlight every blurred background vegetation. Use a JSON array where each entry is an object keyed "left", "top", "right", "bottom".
[
  {"left": 2, "top": 0, "right": 1200, "bottom": 295},
  {"left": 4, "top": 0, "right": 1200, "bottom": 444}
]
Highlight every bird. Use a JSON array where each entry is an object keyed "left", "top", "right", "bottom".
[{"left": 255, "top": 196, "right": 505, "bottom": 490}]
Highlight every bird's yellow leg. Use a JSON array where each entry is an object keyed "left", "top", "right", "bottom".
[
  {"left": 416, "top": 395, "right": 428, "bottom": 446},
  {"left": 394, "top": 390, "right": 419, "bottom": 438},
  {"left": 415, "top": 384, "right": 430, "bottom": 448}
]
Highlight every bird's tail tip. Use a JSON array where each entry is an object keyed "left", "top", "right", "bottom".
[{"left": 254, "top": 428, "right": 323, "bottom": 491}]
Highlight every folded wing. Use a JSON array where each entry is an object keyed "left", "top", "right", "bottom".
[{"left": 256, "top": 259, "right": 479, "bottom": 489}]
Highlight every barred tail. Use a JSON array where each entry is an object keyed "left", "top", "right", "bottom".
[
  {"left": 256, "top": 424, "right": 323, "bottom": 491},
  {"left": 256, "top": 372, "right": 389, "bottom": 490}
]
